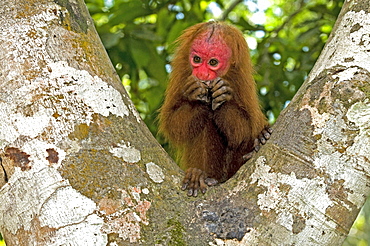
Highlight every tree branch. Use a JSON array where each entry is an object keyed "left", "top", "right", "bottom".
[{"left": 219, "top": 0, "right": 243, "bottom": 21}]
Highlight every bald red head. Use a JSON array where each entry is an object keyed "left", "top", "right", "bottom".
[{"left": 189, "top": 30, "right": 232, "bottom": 81}]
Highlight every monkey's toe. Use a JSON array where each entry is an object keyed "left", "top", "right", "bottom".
[
  {"left": 181, "top": 167, "right": 209, "bottom": 197},
  {"left": 205, "top": 178, "right": 218, "bottom": 186}
]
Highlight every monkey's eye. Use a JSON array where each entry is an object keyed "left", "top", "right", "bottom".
[
  {"left": 208, "top": 59, "right": 219, "bottom": 67},
  {"left": 193, "top": 56, "right": 202, "bottom": 63}
]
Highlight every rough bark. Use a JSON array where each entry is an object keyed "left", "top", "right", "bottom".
[
  {"left": 0, "top": 0, "right": 369, "bottom": 245},
  {"left": 0, "top": 0, "right": 181, "bottom": 245}
]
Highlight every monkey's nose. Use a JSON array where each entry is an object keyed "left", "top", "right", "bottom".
[
  {"left": 193, "top": 67, "right": 217, "bottom": 81},
  {"left": 197, "top": 74, "right": 210, "bottom": 81},
  {"left": 198, "top": 72, "right": 215, "bottom": 81}
]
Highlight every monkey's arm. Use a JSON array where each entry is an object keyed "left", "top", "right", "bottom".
[
  {"left": 159, "top": 77, "right": 211, "bottom": 145},
  {"left": 215, "top": 102, "right": 272, "bottom": 148},
  {"left": 160, "top": 103, "right": 210, "bottom": 145},
  {"left": 159, "top": 77, "right": 215, "bottom": 196},
  {"left": 211, "top": 78, "right": 272, "bottom": 150}
]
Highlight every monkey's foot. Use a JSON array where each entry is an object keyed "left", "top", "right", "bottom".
[
  {"left": 181, "top": 168, "right": 218, "bottom": 197},
  {"left": 243, "top": 126, "right": 273, "bottom": 161}
]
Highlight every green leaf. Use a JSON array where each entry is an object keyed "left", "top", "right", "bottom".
[
  {"left": 131, "top": 27, "right": 163, "bottom": 42},
  {"left": 110, "top": 1, "right": 152, "bottom": 25},
  {"left": 129, "top": 38, "right": 151, "bottom": 68},
  {"left": 100, "top": 32, "right": 123, "bottom": 48},
  {"left": 166, "top": 21, "right": 191, "bottom": 47}
]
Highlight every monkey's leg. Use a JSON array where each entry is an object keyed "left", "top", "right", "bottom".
[{"left": 181, "top": 124, "right": 225, "bottom": 197}]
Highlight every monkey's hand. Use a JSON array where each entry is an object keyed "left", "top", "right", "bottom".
[
  {"left": 210, "top": 78, "right": 233, "bottom": 110},
  {"left": 243, "top": 126, "right": 273, "bottom": 161},
  {"left": 181, "top": 167, "right": 218, "bottom": 197},
  {"left": 183, "top": 78, "right": 210, "bottom": 104}
]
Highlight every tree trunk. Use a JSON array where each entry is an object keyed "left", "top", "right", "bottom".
[{"left": 0, "top": 0, "right": 369, "bottom": 245}]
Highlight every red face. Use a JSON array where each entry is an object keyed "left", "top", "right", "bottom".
[{"left": 189, "top": 32, "right": 232, "bottom": 81}]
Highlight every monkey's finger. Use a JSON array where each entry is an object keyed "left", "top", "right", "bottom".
[
  {"left": 212, "top": 94, "right": 232, "bottom": 110},
  {"left": 212, "top": 86, "right": 233, "bottom": 99},
  {"left": 212, "top": 101, "right": 224, "bottom": 111},
  {"left": 212, "top": 100, "right": 226, "bottom": 111},
  {"left": 205, "top": 178, "right": 218, "bottom": 186},
  {"left": 186, "top": 88, "right": 207, "bottom": 102},
  {"left": 253, "top": 138, "right": 261, "bottom": 152},
  {"left": 182, "top": 184, "right": 188, "bottom": 191},
  {"left": 262, "top": 129, "right": 271, "bottom": 140},
  {"left": 187, "top": 188, "right": 195, "bottom": 197},
  {"left": 262, "top": 127, "right": 273, "bottom": 140},
  {"left": 181, "top": 168, "right": 194, "bottom": 190},
  {"left": 193, "top": 189, "right": 198, "bottom": 197},
  {"left": 243, "top": 152, "right": 254, "bottom": 162},
  {"left": 259, "top": 133, "right": 266, "bottom": 145},
  {"left": 190, "top": 183, "right": 199, "bottom": 197},
  {"left": 188, "top": 168, "right": 202, "bottom": 197},
  {"left": 184, "top": 82, "right": 207, "bottom": 98},
  {"left": 211, "top": 78, "right": 229, "bottom": 91},
  {"left": 197, "top": 94, "right": 210, "bottom": 104},
  {"left": 209, "top": 78, "right": 219, "bottom": 89},
  {"left": 212, "top": 91, "right": 232, "bottom": 102},
  {"left": 201, "top": 80, "right": 212, "bottom": 89},
  {"left": 183, "top": 167, "right": 193, "bottom": 181},
  {"left": 199, "top": 173, "right": 207, "bottom": 194}
]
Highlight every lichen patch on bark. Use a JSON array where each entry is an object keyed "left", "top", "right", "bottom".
[
  {"left": 109, "top": 141, "right": 141, "bottom": 164},
  {"left": 100, "top": 187, "right": 152, "bottom": 243},
  {"left": 146, "top": 162, "right": 165, "bottom": 183},
  {"left": 250, "top": 156, "right": 340, "bottom": 244}
]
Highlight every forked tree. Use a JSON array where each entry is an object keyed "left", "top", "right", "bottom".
[{"left": 0, "top": 0, "right": 369, "bottom": 245}]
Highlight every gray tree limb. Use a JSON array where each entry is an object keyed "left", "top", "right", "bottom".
[{"left": 0, "top": 0, "right": 369, "bottom": 245}]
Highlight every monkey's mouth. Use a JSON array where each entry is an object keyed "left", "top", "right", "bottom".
[{"left": 201, "top": 80, "right": 212, "bottom": 89}]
